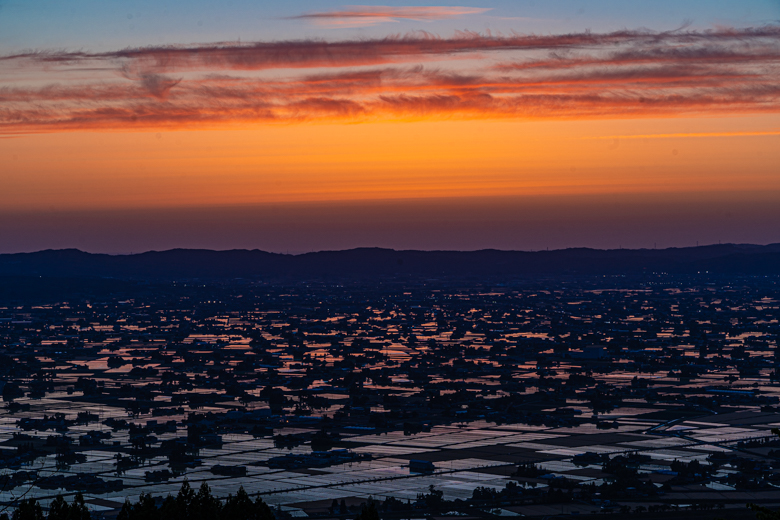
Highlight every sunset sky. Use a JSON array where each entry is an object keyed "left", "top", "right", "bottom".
[{"left": 1, "top": 1, "right": 779, "bottom": 253}]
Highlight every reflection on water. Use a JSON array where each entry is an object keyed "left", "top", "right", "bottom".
[{"left": 0, "top": 277, "right": 779, "bottom": 513}]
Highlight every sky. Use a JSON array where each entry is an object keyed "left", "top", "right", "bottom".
[{"left": 1, "top": 1, "right": 779, "bottom": 253}]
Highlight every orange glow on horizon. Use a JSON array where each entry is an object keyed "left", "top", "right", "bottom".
[{"left": 2, "top": 116, "right": 779, "bottom": 211}]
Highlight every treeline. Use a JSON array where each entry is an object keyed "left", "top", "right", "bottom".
[
  {"left": 118, "top": 481, "right": 273, "bottom": 520},
  {"left": 4, "top": 482, "right": 273, "bottom": 520},
  {"left": 5, "top": 493, "right": 90, "bottom": 520}
]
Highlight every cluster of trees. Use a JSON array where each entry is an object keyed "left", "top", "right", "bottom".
[
  {"left": 3, "top": 492, "right": 90, "bottom": 520},
  {"left": 117, "top": 481, "right": 274, "bottom": 520},
  {"left": 470, "top": 482, "right": 524, "bottom": 503},
  {"left": 619, "top": 504, "right": 724, "bottom": 515},
  {"left": 3, "top": 483, "right": 273, "bottom": 520}
]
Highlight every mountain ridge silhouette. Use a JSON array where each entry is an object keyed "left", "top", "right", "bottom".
[{"left": 1, "top": 244, "right": 780, "bottom": 280}]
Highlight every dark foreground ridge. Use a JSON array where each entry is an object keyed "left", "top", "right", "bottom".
[{"left": 2, "top": 243, "right": 780, "bottom": 281}]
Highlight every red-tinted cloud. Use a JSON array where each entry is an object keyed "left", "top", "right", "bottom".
[
  {"left": 1, "top": 26, "right": 779, "bottom": 133},
  {"left": 289, "top": 6, "right": 492, "bottom": 27},
  {"left": 6, "top": 26, "right": 778, "bottom": 72}
]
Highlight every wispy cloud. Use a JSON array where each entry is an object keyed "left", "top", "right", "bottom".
[
  {"left": 289, "top": 5, "right": 492, "bottom": 27},
  {"left": 587, "top": 130, "right": 780, "bottom": 140},
  {"left": 5, "top": 26, "right": 779, "bottom": 73},
  {"left": 1, "top": 26, "right": 779, "bottom": 133}
]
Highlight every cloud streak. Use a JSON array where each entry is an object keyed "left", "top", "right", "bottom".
[
  {"left": 289, "top": 6, "right": 492, "bottom": 27},
  {"left": 1, "top": 26, "right": 779, "bottom": 133},
  {"left": 588, "top": 130, "right": 780, "bottom": 140},
  {"left": 6, "top": 26, "right": 779, "bottom": 72}
]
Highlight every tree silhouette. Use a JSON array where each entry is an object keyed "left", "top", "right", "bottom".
[
  {"left": 68, "top": 493, "right": 91, "bottom": 520},
  {"left": 748, "top": 429, "right": 780, "bottom": 519},
  {"left": 46, "top": 496, "right": 69, "bottom": 520},
  {"left": 355, "top": 502, "right": 379, "bottom": 520},
  {"left": 10, "top": 499, "right": 43, "bottom": 520},
  {"left": 116, "top": 481, "right": 273, "bottom": 520}
]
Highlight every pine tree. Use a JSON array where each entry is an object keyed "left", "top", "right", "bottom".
[
  {"left": 355, "top": 502, "right": 379, "bottom": 520},
  {"left": 193, "top": 483, "right": 220, "bottom": 520},
  {"left": 253, "top": 496, "right": 274, "bottom": 520},
  {"left": 11, "top": 499, "right": 43, "bottom": 520},
  {"left": 47, "top": 496, "right": 69, "bottom": 520},
  {"left": 68, "top": 493, "right": 91, "bottom": 520},
  {"left": 175, "top": 480, "right": 196, "bottom": 520},
  {"left": 117, "top": 500, "right": 132, "bottom": 520}
]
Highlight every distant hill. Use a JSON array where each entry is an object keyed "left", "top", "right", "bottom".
[{"left": 1, "top": 244, "right": 780, "bottom": 281}]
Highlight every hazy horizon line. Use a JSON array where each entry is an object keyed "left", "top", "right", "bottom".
[{"left": 4, "top": 242, "right": 778, "bottom": 257}]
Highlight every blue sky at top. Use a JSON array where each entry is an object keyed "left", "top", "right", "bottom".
[{"left": 1, "top": 0, "right": 779, "bottom": 52}]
